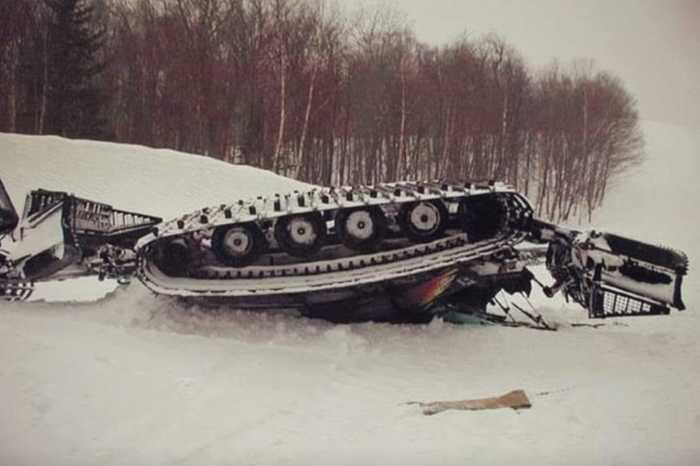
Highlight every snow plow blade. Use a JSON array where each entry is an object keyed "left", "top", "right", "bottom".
[
  {"left": 574, "top": 231, "right": 687, "bottom": 312},
  {"left": 543, "top": 225, "right": 688, "bottom": 318},
  {"left": 603, "top": 233, "right": 688, "bottom": 274}
]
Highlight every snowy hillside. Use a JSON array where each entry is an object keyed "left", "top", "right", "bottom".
[
  {"left": 1, "top": 123, "right": 699, "bottom": 466},
  {"left": 2, "top": 133, "right": 311, "bottom": 220}
]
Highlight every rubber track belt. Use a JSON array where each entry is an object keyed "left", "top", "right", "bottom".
[{"left": 137, "top": 231, "right": 527, "bottom": 298}]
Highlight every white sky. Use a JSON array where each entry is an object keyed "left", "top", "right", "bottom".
[{"left": 346, "top": 0, "right": 700, "bottom": 129}]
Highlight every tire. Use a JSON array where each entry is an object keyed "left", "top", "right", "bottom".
[
  {"left": 336, "top": 207, "right": 387, "bottom": 252},
  {"left": 459, "top": 194, "right": 506, "bottom": 242},
  {"left": 274, "top": 213, "right": 326, "bottom": 258},
  {"left": 399, "top": 200, "right": 449, "bottom": 243},
  {"left": 158, "top": 239, "right": 192, "bottom": 277},
  {"left": 212, "top": 222, "right": 266, "bottom": 267}
]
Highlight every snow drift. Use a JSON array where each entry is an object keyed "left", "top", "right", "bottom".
[{"left": 2, "top": 133, "right": 311, "bottom": 220}]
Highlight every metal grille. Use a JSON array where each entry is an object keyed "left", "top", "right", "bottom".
[
  {"left": 590, "top": 284, "right": 668, "bottom": 318},
  {"left": 26, "top": 189, "right": 161, "bottom": 238}
]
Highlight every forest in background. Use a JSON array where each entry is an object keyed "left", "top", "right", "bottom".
[{"left": 0, "top": 0, "right": 643, "bottom": 222}]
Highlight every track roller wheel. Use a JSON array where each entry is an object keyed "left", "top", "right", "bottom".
[
  {"left": 274, "top": 213, "right": 326, "bottom": 257},
  {"left": 336, "top": 207, "right": 387, "bottom": 252},
  {"left": 399, "top": 200, "right": 449, "bottom": 243},
  {"left": 212, "top": 222, "right": 266, "bottom": 267},
  {"left": 157, "top": 239, "right": 192, "bottom": 277},
  {"left": 459, "top": 194, "right": 506, "bottom": 242}
]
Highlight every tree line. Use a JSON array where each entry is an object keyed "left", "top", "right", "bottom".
[{"left": 1, "top": 0, "right": 643, "bottom": 222}]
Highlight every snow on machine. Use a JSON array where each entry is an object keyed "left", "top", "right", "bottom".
[{"left": 0, "top": 177, "right": 688, "bottom": 325}]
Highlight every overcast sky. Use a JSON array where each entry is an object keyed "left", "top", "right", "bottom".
[{"left": 346, "top": 0, "right": 700, "bottom": 129}]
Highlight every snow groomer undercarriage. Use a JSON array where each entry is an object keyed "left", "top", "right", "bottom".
[{"left": 1, "top": 177, "right": 688, "bottom": 326}]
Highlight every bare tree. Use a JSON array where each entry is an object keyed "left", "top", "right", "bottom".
[{"left": 5, "top": 0, "right": 643, "bottom": 221}]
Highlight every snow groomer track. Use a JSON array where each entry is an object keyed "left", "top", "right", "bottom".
[
  {"left": 138, "top": 232, "right": 527, "bottom": 298},
  {"left": 135, "top": 181, "right": 534, "bottom": 297}
]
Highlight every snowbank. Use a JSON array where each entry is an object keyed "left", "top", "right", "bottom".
[{"left": 1, "top": 133, "right": 311, "bottom": 220}]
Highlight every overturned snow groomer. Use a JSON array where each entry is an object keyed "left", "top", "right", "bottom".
[
  {"left": 129, "top": 181, "right": 688, "bottom": 322},
  {"left": 0, "top": 178, "right": 688, "bottom": 324}
]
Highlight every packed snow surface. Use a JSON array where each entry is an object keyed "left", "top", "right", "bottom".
[{"left": 1, "top": 123, "right": 699, "bottom": 466}]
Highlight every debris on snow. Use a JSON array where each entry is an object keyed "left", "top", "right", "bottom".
[{"left": 407, "top": 389, "right": 532, "bottom": 415}]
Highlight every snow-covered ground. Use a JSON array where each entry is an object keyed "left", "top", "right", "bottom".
[{"left": 1, "top": 122, "right": 699, "bottom": 466}]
